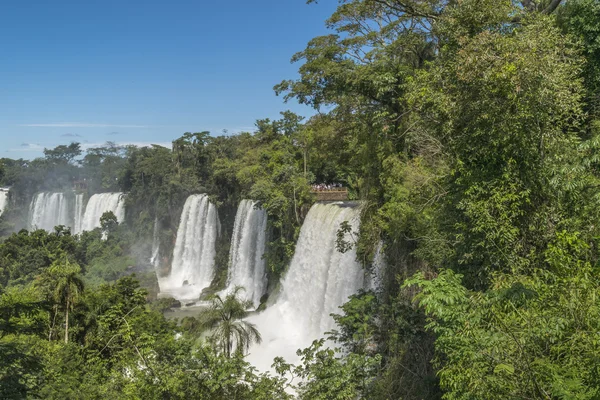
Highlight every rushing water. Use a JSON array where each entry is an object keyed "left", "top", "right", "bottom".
[
  {"left": 73, "top": 193, "right": 85, "bottom": 234},
  {"left": 0, "top": 190, "right": 8, "bottom": 216},
  {"left": 29, "top": 193, "right": 72, "bottom": 231},
  {"left": 158, "top": 194, "right": 219, "bottom": 302},
  {"left": 221, "top": 200, "right": 268, "bottom": 307},
  {"left": 150, "top": 216, "right": 160, "bottom": 268},
  {"left": 366, "top": 241, "right": 385, "bottom": 292},
  {"left": 79, "top": 193, "right": 125, "bottom": 233},
  {"left": 246, "top": 202, "right": 365, "bottom": 371}
]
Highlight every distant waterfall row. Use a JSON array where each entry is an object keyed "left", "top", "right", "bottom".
[
  {"left": 28, "top": 192, "right": 125, "bottom": 234},
  {"left": 27, "top": 190, "right": 375, "bottom": 372}
]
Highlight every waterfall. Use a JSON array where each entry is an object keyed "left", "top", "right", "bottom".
[
  {"left": 0, "top": 190, "right": 8, "bottom": 216},
  {"left": 366, "top": 241, "right": 385, "bottom": 292},
  {"left": 247, "top": 202, "right": 365, "bottom": 371},
  {"left": 29, "top": 193, "right": 72, "bottom": 231},
  {"left": 222, "top": 200, "right": 268, "bottom": 307},
  {"left": 79, "top": 193, "right": 125, "bottom": 233},
  {"left": 73, "top": 194, "right": 85, "bottom": 234},
  {"left": 150, "top": 216, "right": 160, "bottom": 268},
  {"left": 158, "top": 194, "right": 219, "bottom": 301}
]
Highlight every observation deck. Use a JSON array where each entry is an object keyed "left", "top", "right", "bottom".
[{"left": 310, "top": 187, "right": 349, "bottom": 201}]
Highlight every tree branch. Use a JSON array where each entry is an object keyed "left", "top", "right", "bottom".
[
  {"left": 520, "top": 0, "right": 537, "bottom": 12},
  {"left": 370, "top": 0, "right": 439, "bottom": 20},
  {"left": 541, "top": 0, "right": 563, "bottom": 14}
]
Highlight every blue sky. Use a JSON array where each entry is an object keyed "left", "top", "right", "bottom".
[{"left": 0, "top": 0, "right": 338, "bottom": 159}]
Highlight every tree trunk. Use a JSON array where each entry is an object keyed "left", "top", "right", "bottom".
[
  {"left": 304, "top": 147, "right": 308, "bottom": 178},
  {"left": 64, "top": 298, "right": 69, "bottom": 344},
  {"left": 49, "top": 305, "right": 58, "bottom": 341}
]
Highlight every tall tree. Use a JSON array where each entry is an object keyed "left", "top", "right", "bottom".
[
  {"left": 42, "top": 258, "right": 84, "bottom": 343},
  {"left": 199, "top": 286, "right": 261, "bottom": 357}
]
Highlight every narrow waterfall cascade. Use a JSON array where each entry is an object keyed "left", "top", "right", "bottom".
[
  {"left": 29, "top": 193, "right": 72, "bottom": 231},
  {"left": 366, "top": 241, "right": 385, "bottom": 292},
  {"left": 79, "top": 193, "right": 125, "bottom": 233},
  {"left": 73, "top": 194, "right": 85, "bottom": 234},
  {"left": 158, "top": 194, "right": 219, "bottom": 301},
  {"left": 150, "top": 216, "right": 160, "bottom": 268},
  {"left": 0, "top": 190, "right": 8, "bottom": 216},
  {"left": 246, "top": 202, "right": 365, "bottom": 371},
  {"left": 221, "top": 200, "right": 268, "bottom": 307}
]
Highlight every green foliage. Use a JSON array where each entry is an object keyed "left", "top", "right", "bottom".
[
  {"left": 405, "top": 231, "right": 600, "bottom": 399},
  {"left": 0, "top": 227, "right": 77, "bottom": 287},
  {"left": 274, "top": 339, "right": 381, "bottom": 400},
  {"left": 407, "top": 11, "right": 588, "bottom": 288},
  {"left": 559, "top": 0, "right": 600, "bottom": 116}
]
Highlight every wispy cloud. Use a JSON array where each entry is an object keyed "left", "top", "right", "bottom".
[
  {"left": 7, "top": 141, "right": 170, "bottom": 154},
  {"left": 107, "top": 131, "right": 123, "bottom": 136},
  {"left": 61, "top": 133, "right": 82, "bottom": 138},
  {"left": 10, "top": 143, "right": 44, "bottom": 152},
  {"left": 79, "top": 141, "right": 171, "bottom": 150},
  {"left": 19, "top": 123, "right": 149, "bottom": 128}
]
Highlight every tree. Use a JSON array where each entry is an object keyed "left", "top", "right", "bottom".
[
  {"left": 99, "top": 211, "right": 118, "bottom": 236},
  {"left": 43, "top": 142, "right": 82, "bottom": 165},
  {"left": 43, "top": 259, "right": 84, "bottom": 343},
  {"left": 199, "top": 286, "right": 261, "bottom": 358}
]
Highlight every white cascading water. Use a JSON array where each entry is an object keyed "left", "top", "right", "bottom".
[
  {"left": 79, "top": 193, "right": 125, "bottom": 233},
  {"left": 366, "top": 241, "right": 385, "bottom": 292},
  {"left": 73, "top": 193, "right": 85, "bottom": 234},
  {"left": 0, "top": 190, "right": 8, "bottom": 216},
  {"left": 221, "top": 200, "right": 268, "bottom": 307},
  {"left": 29, "top": 193, "right": 72, "bottom": 231},
  {"left": 158, "top": 194, "right": 219, "bottom": 301},
  {"left": 150, "top": 216, "right": 160, "bottom": 268},
  {"left": 246, "top": 202, "right": 365, "bottom": 371}
]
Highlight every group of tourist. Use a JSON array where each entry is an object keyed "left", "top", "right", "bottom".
[{"left": 311, "top": 183, "right": 344, "bottom": 192}]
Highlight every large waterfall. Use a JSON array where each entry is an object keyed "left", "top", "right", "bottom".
[
  {"left": 247, "top": 202, "right": 365, "bottom": 371},
  {"left": 158, "top": 194, "right": 219, "bottom": 301},
  {"left": 79, "top": 193, "right": 125, "bottom": 233},
  {"left": 222, "top": 200, "right": 268, "bottom": 307},
  {"left": 0, "top": 190, "right": 8, "bottom": 216},
  {"left": 29, "top": 193, "right": 72, "bottom": 231}
]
